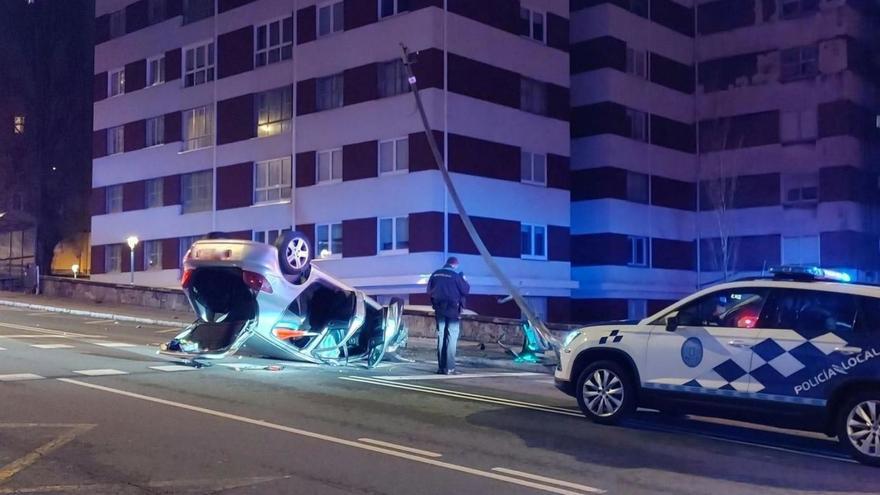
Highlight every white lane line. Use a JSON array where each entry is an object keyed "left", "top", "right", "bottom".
[
  {"left": 73, "top": 369, "right": 128, "bottom": 377},
  {"left": 0, "top": 347, "right": 5, "bottom": 351},
  {"left": 0, "top": 374, "right": 44, "bottom": 381},
  {"left": 342, "top": 376, "right": 582, "bottom": 416},
  {"left": 84, "top": 319, "right": 116, "bottom": 325},
  {"left": 357, "top": 438, "right": 443, "bottom": 458},
  {"left": 30, "top": 344, "right": 75, "bottom": 349},
  {"left": 381, "top": 372, "right": 543, "bottom": 381},
  {"left": 57, "top": 378, "right": 602, "bottom": 495},
  {"left": 0, "top": 322, "right": 98, "bottom": 338},
  {"left": 491, "top": 468, "right": 603, "bottom": 494},
  {"left": 156, "top": 327, "right": 185, "bottom": 334},
  {"left": 91, "top": 342, "right": 136, "bottom": 348},
  {"left": 25, "top": 312, "right": 66, "bottom": 317},
  {"left": 149, "top": 365, "right": 198, "bottom": 372},
  {"left": 0, "top": 335, "right": 73, "bottom": 339}
]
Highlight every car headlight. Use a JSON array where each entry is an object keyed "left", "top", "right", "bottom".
[{"left": 562, "top": 330, "right": 580, "bottom": 348}]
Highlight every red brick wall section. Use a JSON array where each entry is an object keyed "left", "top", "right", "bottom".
[
  {"left": 343, "top": 63, "right": 379, "bottom": 106},
  {"left": 225, "top": 231, "right": 253, "bottom": 241},
  {"left": 295, "top": 151, "right": 316, "bottom": 187},
  {"left": 162, "top": 238, "right": 181, "bottom": 270},
  {"left": 90, "top": 187, "right": 106, "bottom": 216},
  {"left": 547, "top": 297, "right": 571, "bottom": 323},
  {"left": 464, "top": 294, "right": 520, "bottom": 319},
  {"left": 216, "top": 162, "right": 254, "bottom": 210},
  {"left": 165, "top": 48, "right": 182, "bottom": 81},
  {"left": 448, "top": 53, "right": 519, "bottom": 109},
  {"left": 546, "top": 13, "right": 569, "bottom": 52},
  {"left": 217, "top": 94, "right": 255, "bottom": 145},
  {"left": 217, "top": 25, "right": 254, "bottom": 79},
  {"left": 93, "top": 72, "right": 108, "bottom": 102},
  {"left": 92, "top": 129, "right": 107, "bottom": 159},
  {"left": 408, "top": 131, "right": 444, "bottom": 172},
  {"left": 125, "top": 59, "right": 147, "bottom": 92},
  {"left": 90, "top": 245, "right": 105, "bottom": 275},
  {"left": 342, "top": 218, "right": 377, "bottom": 257},
  {"left": 548, "top": 226, "right": 570, "bottom": 262},
  {"left": 122, "top": 181, "right": 145, "bottom": 212},
  {"left": 295, "top": 224, "right": 315, "bottom": 249},
  {"left": 124, "top": 120, "right": 146, "bottom": 152},
  {"left": 448, "top": 214, "right": 520, "bottom": 258},
  {"left": 342, "top": 140, "right": 378, "bottom": 181},
  {"left": 411, "top": 48, "right": 444, "bottom": 90},
  {"left": 448, "top": 134, "right": 519, "bottom": 182},
  {"left": 219, "top": 0, "right": 257, "bottom": 13},
  {"left": 163, "top": 175, "right": 181, "bottom": 206},
  {"left": 296, "top": 5, "right": 316, "bottom": 45},
  {"left": 164, "top": 111, "right": 181, "bottom": 143},
  {"left": 547, "top": 154, "right": 570, "bottom": 190},
  {"left": 343, "top": 0, "right": 378, "bottom": 30},
  {"left": 296, "top": 78, "right": 316, "bottom": 115},
  {"left": 571, "top": 299, "right": 628, "bottom": 324},
  {"left": 125, "top": 0, "right": 148, "bottom": 33},
  {"left": 652, "top": 238, "right": 695, "bottom": 270},
  {"left": 409, "top": 212, "right": 444, "bottom": 253}
]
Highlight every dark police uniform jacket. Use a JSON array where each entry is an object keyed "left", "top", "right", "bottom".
[{"left": 427, "top": 265, "right": 471, "bottom": 319}]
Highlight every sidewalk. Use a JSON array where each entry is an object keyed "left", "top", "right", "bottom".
[{"left": 0, "top": 291, "right": 555, "bottom": 373}]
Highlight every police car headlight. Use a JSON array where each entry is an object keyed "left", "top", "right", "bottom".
[{"left": 562, "top": 331, "right": 580, "bottom": 348}]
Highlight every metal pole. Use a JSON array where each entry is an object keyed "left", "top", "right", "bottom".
[
  {"left": 400, "top": 44, "right": 557, "bottom": 352},
  {"left": 129, "top": 248, "right": 134, "bottom": 285}
]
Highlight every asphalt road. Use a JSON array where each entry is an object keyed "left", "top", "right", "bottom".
[{"left": 0, "top": 305, "right": 877, "bottom": 494}]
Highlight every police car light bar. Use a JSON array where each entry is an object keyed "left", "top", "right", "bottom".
[{"left": 768, "top": 265, "right": 852, "bottom": 283}]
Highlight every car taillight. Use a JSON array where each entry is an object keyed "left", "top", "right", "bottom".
[
  {"left": 180, "top": 268, "right": 193, "bottom": 288},
  {"left": 242, "top": 270, "right": 273, "bottom": 294},
  {"left": 273, "top": 327, "right": 308, "bottom": 340}
]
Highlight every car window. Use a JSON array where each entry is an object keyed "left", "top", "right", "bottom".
[
  {"left": 762, "top": 289, "right": 857, "bottom": 334},
  {"left": 856, "top": 296, "right": 880, "bottom": 334},
  {"left": 676, "top": 288, "right": 769, "bottom": 328}
]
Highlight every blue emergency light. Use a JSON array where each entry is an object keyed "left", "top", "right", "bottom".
[{"left": 768, "top": 265, "right": 852, "bottom": 283}]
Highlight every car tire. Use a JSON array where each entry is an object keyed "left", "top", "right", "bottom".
[
  {"left": 576, "top": 360, "right": 636, "bottom": 425},
  {"left": 836, "top": 391, "right": 880, "bottom": 467},
  {"left": 275, "top": 231, "right": 313, "bottom": 279}
]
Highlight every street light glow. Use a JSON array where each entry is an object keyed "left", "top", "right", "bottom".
[{"left": 126, "top": 236, "right": 139, "bottom": 249}]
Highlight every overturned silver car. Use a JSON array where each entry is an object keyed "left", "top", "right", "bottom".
[{"left": 160, "top": 232, "right": 406, "bottom": 368}]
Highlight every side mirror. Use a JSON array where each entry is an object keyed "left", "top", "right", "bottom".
[{"left": 665, "top": 313, "right": 679, "bottom": 332}]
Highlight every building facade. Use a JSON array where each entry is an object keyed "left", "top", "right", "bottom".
[
  {"left": 569, "top": 0, "right": 879, "bottom": 322},
  {"left": 90, "top": 0, "right": 574, "bottom": 320}
]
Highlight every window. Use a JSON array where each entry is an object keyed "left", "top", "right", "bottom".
[
  {"left": 626, "top": 47, "right": 648, "bottom": 79},
  {"left": 675, "top": 288, "right": 769, "bottom": 328},
  {"left": 520, "top": 77, "right": 548, "bottom": 116},
  {"left": 147, "top": 55, "right": 165, "bottom": 86},
  {"left": 628, "top": 299, "right": 648, "bottom": 320},
  {"left": 105, "top": 245, "right": 122, "bottom": 273},
  {"left": 109, "top": 10, "right": 125, "bottom": 38},
  {"left": 780, "top": 45, "right": 818, "bottom": 81},
  {"left": 256, "top": 87, "right": 293, "bottom": 137},
  {"left": 107, "top": 126, "right": 125, "bottom": 155},
  {"left": 254, "top": 157, "right": 292, "bottom": 204},
  {"left": 183, "top": 0, "right": 214, "bottom": 24},
  {"left": 780, "top": 0, "right": 819, "bottom": 19},
  {"left": 628, "top": 236, "right": 648, "bottom": 266},
  {"left": 146, "top": 116, "right": 164, "bottom": 147},
  {"left": 109, "top": 68, "right": 125, "bottom": 97},
  {"left": 626, "top": 109, "right": 648, "bottom": 142},
  {"left": 318, "top": 1, "right": 344, "bottom": 37},
  {"left": 147, "top": 0, "right": 165, "bottom": 25},
  {"left": 520, "top": 151, "right": 547, "bottom": 186},
  {"left": 145, "top": 178, "right": 164, "bottom": 208},
  {"left": 13, "top": 115, "right": 24, "bottom": 135},
  {"left": 521, "top": 224, "right": 547, "bottom": 259},
  {"left": 379, "top": 137, "right": 408, "bottom": 174},
  {"left": 378, "top": 59, "right": 408, "bottom": 98},
  {"left": 255, "top": 18, "right": 293, "bottom": 67},
  {"left": 762, "top": 289, "right": 857, "bottom": 334},
  {"left": 179, "top": 235, "right": 202, "bottom": 261},
  {"left": 379, "top": 217, "right": 409, "bottom": 252},
  {"left": 316, "top": 74, "right": 344, "bottom": 111},
  {"left": 182, "top": 105, "right": 213, "bottom": 151},
  {"left": 106, "top": 185, "right": 123, "bottom": 213},
  {"left": 519, "top": 7, "right": 545, "bottom": 43},
  {"left": 626, "top": 171, "right": 649, "bottom": 203},
  {"left": 144, "top": 240, "right": 163, "bottom": 271},
  {"left": 782, "top": 235, "right": 820, "bottom": 266},
  {"left": 780, "top": 109, "right": 817, "bottom": 143},
  {"left": 253, "top": 229, "right": 287, "bottom": 245},
  {"left": 317, "top": 148, "right": 343, "bottom": 183},
  {"left": 379, "top": 0, "right": 404, "bottom": 18},
  {"left": 782, "top": 173, "right": 818, "bottom": 204},
  {"left": 181, "top": 170, "right": 213, "bottom": 213},
  {"left": 184, "top": 41, "right": 215, "bottom": 87},
  {"left": 316, "top": 223, "right": 343, "bottom": 258}
]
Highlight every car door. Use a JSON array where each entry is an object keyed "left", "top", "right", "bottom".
[
  {"left": 748, "top": 288, "right": 862, "bottom": 402},
  {"left": 644, "top": 287, "right": 769, "bottom": 395}
]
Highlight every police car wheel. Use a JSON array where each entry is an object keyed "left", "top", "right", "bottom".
[
  {"left": 576, "top": 360, "right": 635, "bottom": 425},
  {"left": 837, "top": 393, "right": 880, "bottom": 467}
]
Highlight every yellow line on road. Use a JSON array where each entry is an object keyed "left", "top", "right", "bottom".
[{"left": 0, "top": 424, "right": 95, "bottom": 485}]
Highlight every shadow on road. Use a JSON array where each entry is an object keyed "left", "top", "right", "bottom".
[{"left": 466, "top": 408, "right": 877, "bottom": 492}]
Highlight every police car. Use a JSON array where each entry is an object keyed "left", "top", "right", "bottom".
[{"left": 554, "top": 266, "right": 880, "bottom": 466}]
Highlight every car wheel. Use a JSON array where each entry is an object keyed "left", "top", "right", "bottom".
[
  {"left": 576, "top": 360, "right": 636, "bottom": 425},
  {"left": 275, "top": 231, "right": 313, "bottom": 279},
  {"left": 837, "top": 392, "right": 880, "bottom": 467}
]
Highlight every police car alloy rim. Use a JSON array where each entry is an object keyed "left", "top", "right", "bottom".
[
  {"left": 583, "top": 369, "right": 624, "bottom": 417},
  {"left": 846, "top": 400, "right": 880, "bottom": 457},
  {"left": 286, "top": 238, "right": 310, "bottom": 269}
]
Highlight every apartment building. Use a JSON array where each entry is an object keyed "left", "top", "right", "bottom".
[
  {"left": 569, "top": 0, "right": 879, "bottom": 322},
  {"left": 90, "top": 0, "right": 574, "bottom": 320}
]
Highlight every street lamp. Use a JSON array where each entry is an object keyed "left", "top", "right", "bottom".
[
  {"left": 126, "top": 236, "right": 139, "bottom": 285},
  {"left": 71, "top": 264, "right": 79, "bottom": 279}
]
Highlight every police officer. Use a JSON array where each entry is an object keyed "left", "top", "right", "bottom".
[{"left": 427, "top": 257, "right": 470, "bottom": 375}]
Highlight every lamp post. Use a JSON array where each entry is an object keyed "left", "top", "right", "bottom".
[
  {"left": 71, "top": 264, "right": 79, "bottom": 279},
  {"left": 126, "top": 236, "right": 139, "bottom": 285}
]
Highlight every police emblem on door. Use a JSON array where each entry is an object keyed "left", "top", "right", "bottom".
[{"left": 681, "top": 337, "right": 703, "bottom": 368}]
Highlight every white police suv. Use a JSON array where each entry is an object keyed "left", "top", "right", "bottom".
[{"left": 555, "top": 266, "right": 880, "bottom": 466}]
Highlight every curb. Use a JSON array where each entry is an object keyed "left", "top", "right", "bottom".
[{"left": 0, "top": 299, "right": 186, "bottom": 328}]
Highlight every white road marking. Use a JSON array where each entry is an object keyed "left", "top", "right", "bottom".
[
  {"left": 91, "top": 342, "right": 136, "bottom": 348},
  {"left": 149, "top": 365, "right": 198, "bottom": 372},
  {"left": 0, "top": 322, "right": 98, "bottom": 338},
  {"left": 30, "top": 344, "right": 74, "bottom": 349},
  {"left": 25, "top": 312, "right": 65, "bottom": 317},
  {"left": 342, "top": 376, "right": 582, "bottom": 416},
  {"left": 380, "top": 372, "right": 543, "bottom": 381},
  {"left": 84, "top": 319, "right": 116, "bottom": 325},
  {"left": 0, "top": 347, "right": 5, "bottom": 351},
  {"left": 0, "top": 374, "right": 44, "bottom": 382},
  {"left": 156, "top": 327, "right": 185, "bottom": 334},
  {"left": 0, "top": 335, "right": 73, "bottom": 339},
  {"left": 57, "top": 378, "right": 604, "bottom": 495},
  {"left": 492, "top": 468, "right": 604, "bottom": 494},
  {"left": 357, "top": 438, "right": 443, "bottom": 458},
  {"left": 73, "top": 369, "right": 128, "bottom": 377}
]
